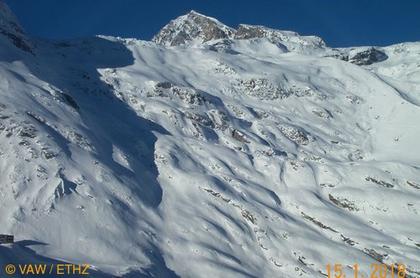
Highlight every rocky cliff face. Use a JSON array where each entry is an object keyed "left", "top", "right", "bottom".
[
  {"left": 348, "top": 47, "right": 388, "bottom": 65},
  {"left": 152, "top": 10, "right": 235, "bottom": 47}
]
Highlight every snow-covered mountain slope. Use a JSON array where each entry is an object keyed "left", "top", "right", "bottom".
[
  {"left": 1, "top": 4, "right": 420, "bottom": 278},
  {"left": 0, "top": 1, "right": 31, "bottom": 53}
]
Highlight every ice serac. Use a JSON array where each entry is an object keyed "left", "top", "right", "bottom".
[
  {"left": 152, "top": 10, "right": 235, "bottom": 46},
  {"left": 0, "top": 0, "right": 31, "bottom": 52}
]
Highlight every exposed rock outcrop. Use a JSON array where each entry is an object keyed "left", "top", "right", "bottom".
[
  {"left": 152, "top": 10, "right": 235, "bottom": 47},
  {"left": 348, "top": 47, "right": 388, "bottom": 65},
  {"left": 153, "top": 10, "right": 326, "bottom": 52}
]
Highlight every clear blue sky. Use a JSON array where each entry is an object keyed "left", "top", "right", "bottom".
[{"left": 5, "top": 0, "right": 420, "bottom": 47}]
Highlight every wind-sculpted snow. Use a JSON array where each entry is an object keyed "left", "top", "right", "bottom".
[{"left": 1, "top": 4, "right": 420, "bottom": 278}]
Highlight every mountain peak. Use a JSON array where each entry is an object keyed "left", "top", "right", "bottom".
[
  {"left": 152, "top": 11, "right": 326, "bottom": 51},
  {"left": 186, "top": 10, "right": 204, "bottom": 17},
  {"left": 152, "top": 11, "right": 235, "bottom": 47}
]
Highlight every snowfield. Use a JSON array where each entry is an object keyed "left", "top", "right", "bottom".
[{"left": 1, "top": 3, "right": 420, "bottom": 277}]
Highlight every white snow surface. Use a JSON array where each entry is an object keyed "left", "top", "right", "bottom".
[{"left": 0, "top": 4, "right": 420, "bottom": 278}]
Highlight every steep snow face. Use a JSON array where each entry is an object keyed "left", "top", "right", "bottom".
[
  {"left": 1, "top": 5, "right": 420, "bottom": 278},
  {"left": 152, "top": 10, "right": 235, "bottom": 47},
  {"left": 0, "top": 0, "right": 31, "bottom": 52}
]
